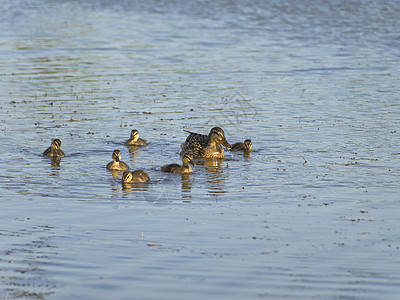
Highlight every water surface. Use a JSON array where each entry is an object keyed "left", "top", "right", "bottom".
[{"left": 1, "top": 0, "right": 399, "bottom": 299}]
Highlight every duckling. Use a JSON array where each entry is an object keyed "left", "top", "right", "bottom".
[
  {"left": 125, "top": 129, "right": 147, "bottom": 146},
  {"left": 106, "top": 150, "right": 129, "bottom": 171},
  {"left": 180, "top": 127, "right": 231, "bottom": 159},
  {"left": 122, "top": 170, "right": 150, "bottom": 183},
  {"left": 161, "top": 154, "right": 194, "bottom": 174},
  {"left": 230, "top": 139, "right": 252, "bottom": 152},
  {"left": 43, "top": 138, "right": 65, "bottom": 157}
]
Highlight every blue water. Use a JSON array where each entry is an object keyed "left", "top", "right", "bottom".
[{"left": 1, "top": 0, "right": 399, "bottom": 299}]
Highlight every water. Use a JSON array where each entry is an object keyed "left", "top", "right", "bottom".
[{"left": 1, "top": 0, "right": 400, "bottom": 299}]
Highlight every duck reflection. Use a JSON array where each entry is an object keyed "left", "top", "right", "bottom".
[
  {"left": 196, "top": 159, "right": 227, "bottom": 198},
  {"left": 180, "top": 173, "right": 193, "bottom": 201},
  {"left": 109, "top": 170, "right": 122, "bottom": 179},
  {"left": 243, "top": 151, "right": 252, "bottom": 159},
  {"left": 138, "top": 172, "right": 194, "bottom": 205},
  {"left": 50, "top": 156, "right": 62, "bottom": 167},
  {"left": 44, "top": 156, "right": 61, "bottom": 178},
  {"left": 122, "top": 182, "right": 150, "bottom": 192},
  {"left": 198, "top": 158, "right": 224, "bottom": 174},
  {"left": 110, "top": 184, "right": 119, "bottom": 193},
  {"left": 127, "top": 145, "right": 140, "bottom": 159}
]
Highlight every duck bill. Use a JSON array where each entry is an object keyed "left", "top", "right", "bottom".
[
  {"left": 222, "top": 139, "right": 231, "bottom": 150},
  {"left": 115, "top": 157, "right": 120, "bottom": 162}
]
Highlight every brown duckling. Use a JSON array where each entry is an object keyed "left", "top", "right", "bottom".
[
  {"left": 43, "top": 138, "right": 65, "bottom": 157},
  {"left": 122, "top": 170, "right": 150, "bottom": 183},
  {"left": 230, "top": 139, "right": 252, "bottom": 152},
  {"left": 125, "top": 129, "right": 147, "bottom": 146},
  {"left": 161, "top": 154, "right": 194, "bottom": 174},
  {"left": 106, "top": 150, "right": 129, "bottom": 171}
]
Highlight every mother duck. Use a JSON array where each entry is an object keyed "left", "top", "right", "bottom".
[{"left": 180, "top": 127, "right": 231, "bottom": 159}]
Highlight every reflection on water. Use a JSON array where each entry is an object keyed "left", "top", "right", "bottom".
[
  {"left": 0, "top": 225, "right": 57, "bottom": 299},
  {"left": 243, "top": 151, "right": 251, "bottom": 159},
  {"left": 200, "top": 159, "right": 228, "bottom": 197},
  {"left": 199, "top": 158, "right": 225, "bottom": 173},
  {"left": 49, "top": 156, "right": 62, "bottom": 167},
  {"left": 120, "top": 172, "right": 196, "bottom": 204},
  {"left": 127, "top": 146, "right": 140, "bottom": 159},
  {"left": 108, "top": 170, "right": 123, "bottom": 179},
  {"left": 180, "top": 173, "right": 193, "bottom": 202},
  {"left": 121, "top": 182, "right": 149, "bottom": 193}
]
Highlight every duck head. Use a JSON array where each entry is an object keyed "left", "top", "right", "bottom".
[
  {"left": 130, "top": 129, "right": 139, "bottom": 141},
  {"left": 244, "top": 139, "right": 252, "bottom": 151},
  {"left": 182, "top": 154, "right": 195, "bottom": 167},
  {"left": 208, "top": 127, "right": 231, "bottom": 149},
  {"left": 122, "top": 170, "right": 132, "bottom": 183},
  {"left": 51, "top": 139, "right": 62, "bottom": 150},
  {"left": 112, "top": 150, "right": 122, "bottom": 162}
]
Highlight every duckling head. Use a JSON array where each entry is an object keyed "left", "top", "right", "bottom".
[
  {"left": 122, "top": 170, "right": 132, "bottom": 183},
  {"left": 209, "top": 127, "right": 231, "bottom": 149},
  {"left": 112, "top": 150, "right": 122, "bottom": 162},
  {"left": 244, "top": 139, "right": 252, "bottom": 151},
  {"left": 182, "top": 154, "right": 195, "bottom": 167},
  {"left": 130, "top": 129, "right": 139, "bottom": 141},
  {"left": 52, "top": 139, "right": 62, "bottom": 150}
]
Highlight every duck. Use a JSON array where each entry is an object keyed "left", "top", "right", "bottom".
[
  {"left": 180, "top": 127, "right": 231, "bottom": 159},
  {"left": 125, "top": 129, "right": 147, "bottom": 146},
  {"left": 106, "top": 150, "right": 129, "bottom": 171},
  {"left": 122, "top": 170, "right": 150, "bottom": 183},
  {"left": 230, "top": 139, "right": 252, "bottom": 152},
  {"left": 161, "top": 154, "right": 194, "bottom": 174},
  {"left": 43, "top": 138, "right": 66, "bottom": 157}
]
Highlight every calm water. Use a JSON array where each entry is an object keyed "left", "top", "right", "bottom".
[{"left": 1, "top": 0, "right": 400, "bottom": 299}]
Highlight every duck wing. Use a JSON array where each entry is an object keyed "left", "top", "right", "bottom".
[
  {"left": 43, "top": 146, "right": 52, "bottom": 156},
  {"left": 180, "top": 131, "right": 208, "bottom": 158}
]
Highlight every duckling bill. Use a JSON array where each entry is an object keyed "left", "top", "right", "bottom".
[
  {"left": 106, "top": 150, "right": 129, "bottom": 171},
  {"left": 161, "top": 154, "right": 194, "bottom": 174},
  {"left": 125, "top": 129, "right": 147, "bottom": 146},
  {"left": 122, "top": 170, "right": 150, "bottom": 183},
  {"left": 43, "top": 139, "right": 65, "bottom": 157}
]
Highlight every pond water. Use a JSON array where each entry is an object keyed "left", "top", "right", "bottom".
[{"left": 1, "top": 0, "right": 399, "bottom": 299}]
